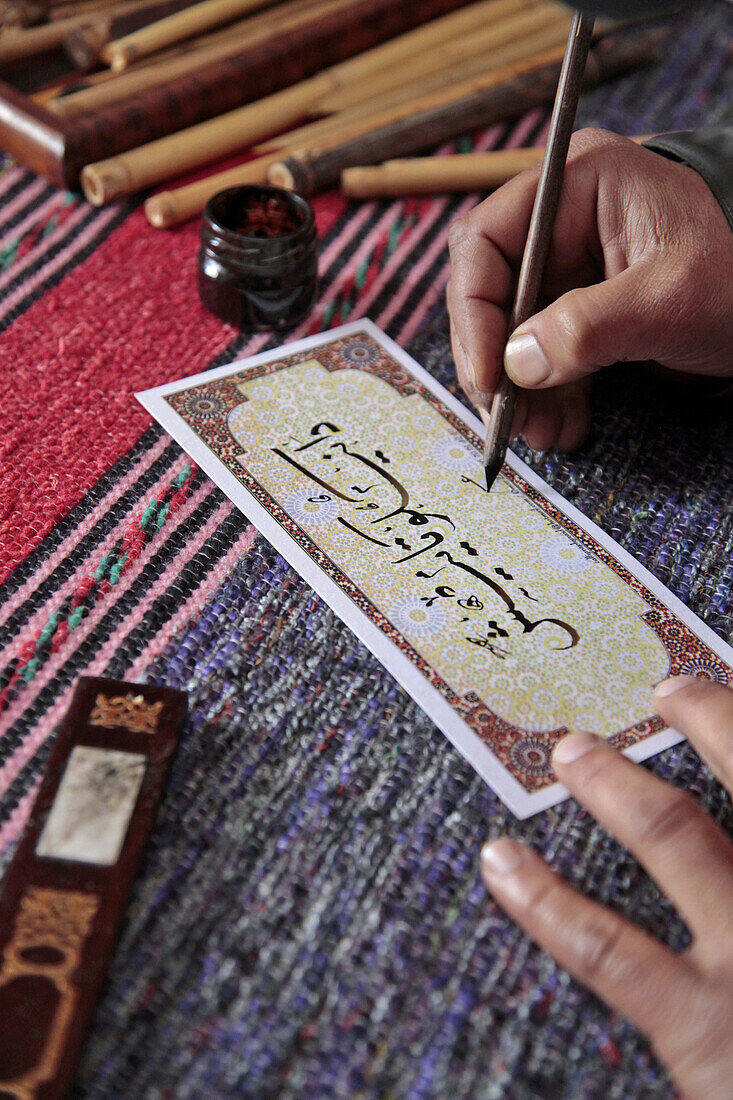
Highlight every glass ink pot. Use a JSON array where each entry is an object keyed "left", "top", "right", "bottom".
[{"left": 198, "top": 185, "right": 318, "bottom": 331}]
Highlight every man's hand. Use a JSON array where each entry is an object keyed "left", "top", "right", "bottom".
[
  {"left": 447, "top": 128, "right": 733, "bottom": 451},
  {"left": 481, "top": 676, "right": 733, "bottom": 1100}
]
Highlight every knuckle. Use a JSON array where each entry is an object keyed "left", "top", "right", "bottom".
[
  {"left": 568, "top": 127, "right": 627, "bottom": 160},
  {"left": 572, "top": 912, "right": 628, "bottom": 984},
  {"left": 552, "top": 298, "right": 601, "bottom": 369},
  {"left": 447, "top": 216, "right": 471, "bottom": 256},
  {"left": 640, "top": 789, "right": 706, "bottom": 847}
]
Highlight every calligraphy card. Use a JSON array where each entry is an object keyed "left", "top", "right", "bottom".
[{"left": 137, "top": 321, "right": 733, "bottom": 818}]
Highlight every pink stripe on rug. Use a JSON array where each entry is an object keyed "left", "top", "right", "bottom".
[
  {"left": 0, "top": 450, "right": 192, "bottom": 667},
  {"left": 121, "top": 522, "right": 257, "bottom": 678},
  {"left": 0, "top": 179, "right": 52, "bottom": 248},
  {"left": 0, "top": 519, "right": 257, "bottom": 853},
  {"left": 309, "top": 205, "right": 404, "bottom": 328},
  {"left": 0, "top": 165, "right": 34, "bottom": 208},
  {"left": 0, "top": 432, "right": 172, "bottom": 632},
  {"left": 0, "top": 197, "right": 91, "bottom": 295},
  {"left": 0, "top": 775, "right": 41, "bottom": 854},
  {"left": 0, "top": 493, "right": 234, "bottom": 794},
  {"left": 0, "top": 204, "right": 119, "bottom": 321},
  {"left": 390, "top": 111, "right": 549, "bottom": 343},
  {"left": 0, "top": 476, "right": 214, "bottom": 742}
]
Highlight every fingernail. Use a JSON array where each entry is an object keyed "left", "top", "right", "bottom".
[
  {"left": 465, "top": 351, "right": 479, "bottom": 390},
  {"left": 480, "top": 836, "right": 523, "bottom": 877},
  {"left": 552, "top": 731, "right": 599, "bottom": 765},
  {"left": 654, "top": 674, "right": 700, "bottom": 699},
  {"left": 505, "top": 333, "right": 551, "bottom": 386}
]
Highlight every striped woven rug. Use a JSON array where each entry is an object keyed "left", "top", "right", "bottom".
[{"left": 1, "top": 4, "right": 732, "bottom": 1097}]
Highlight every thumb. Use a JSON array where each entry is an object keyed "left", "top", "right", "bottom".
[{"left": 504, "top": 262, "right": 672, "bottom": 390}]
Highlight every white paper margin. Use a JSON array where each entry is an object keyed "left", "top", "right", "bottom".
[{"left": 137, "top": 320, "right": 733, "bottom": 818}]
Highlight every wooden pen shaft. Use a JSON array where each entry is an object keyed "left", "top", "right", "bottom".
[{"left": 484, "top": 10, "right": 594, "bottom": 480}]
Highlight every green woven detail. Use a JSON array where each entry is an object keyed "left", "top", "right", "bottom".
[
  {"left": 94, "top": 553, "right": 111, "bottom": 580},
  {"left": 321, "top": 301, "right": 337, "bottom": 329},
  {"left": 108, "top": 551, "right": 128, "bottom": 585},
  {"left": 37, "top": 611, "right": 60, "bottom": 648},
  {"left": 68, "top": 606, "right": 86, "bottom": 630},
  {"left": 21, "top": 657, "right": 38, "bottom": 683},
  {"left": 141, "top": 500, "right": 158, "bottom": 529},
  {"left": 174, "top": 465, "right": 191, "bottom": 488},
  {"left": 355, "top": 256, "right": 370, "bottom": 290},
  {"left": 388, "top": 220, "right": 404, "bottom": 255},
  {"left": 0, "top": 239, "right": 18, "bottom": 271},
  {"left": 156, "top": 502, "right": 170, "bottom": 529},
  {"left": 41, "top": 214, "right": 58, "bottom": 239}
]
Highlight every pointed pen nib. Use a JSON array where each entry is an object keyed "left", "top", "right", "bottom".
[{"left": 484, "top": 455, "right": 503, "bottom": 493}]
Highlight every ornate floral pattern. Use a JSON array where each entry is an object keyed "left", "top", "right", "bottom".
[{"left": 165, "top": 333, "right": 732, "bottom": 793}]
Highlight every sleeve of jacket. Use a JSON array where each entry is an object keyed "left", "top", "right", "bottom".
[{"left": 643, "top": 118, "right": 733, "bottom": 231}]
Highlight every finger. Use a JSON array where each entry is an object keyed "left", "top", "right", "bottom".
[
  {"left": 446, "top": 173, "right": 537, "bottom": 394},
  {"left": 514, "top": 381, "right": 591, "bottom": 452},
  {"left": 554, "top": 379, "right": 591, "bottom": 451},
  {"left": 654, "top": 676, "right": 733, "bottom": 794},
  {"left": 480, "top": 837, "right": 699, "bottom": 1047},
  {"left": 448, "top": 307, "right": 494, "bottom": 413},
  {"left": 552, "top": 732, "right": 733, "bottom": 947},
  {"left": 519, "top": 391, "right": 563, "bottom": 452}
]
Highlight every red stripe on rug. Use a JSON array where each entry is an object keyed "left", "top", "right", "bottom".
[{"left": 0, "top": 193, "right": 346, "bottom": 585}]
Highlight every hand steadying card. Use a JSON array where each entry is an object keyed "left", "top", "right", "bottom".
[{"left": 482, "top": 675, "right": 733, "bottom": 1100}]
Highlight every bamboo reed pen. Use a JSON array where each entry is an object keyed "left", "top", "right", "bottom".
[
  {"left": 81, "top": 71, "right": 334, "bottom": 202},
  {"left": 0, "top": 0, "right": 142, "bottom": 65},
  {"left": 316, "top": 2, "right": 571, "bottom": 116},
  {"left": 65, "top": 0, "right": 196, "bottom": 70},
  {"left": 483, "top": 9, "right": 593, "bottom": 491},
  {"left": 64, "top": 0, "right": 317, "bottom": 77},
  {"left": 101, "top": 0, "right": 275, "bottom": 70},
  {"left": 49, "top": 0, "right": 355, "bottom": 115},
  {"left": 267, "top": 26, "right": 662, "bottom": 196},
  {"left": 145, "top": 150, "right": 286, "bottom": 226},
  {"left": 257, "top": 19, "right": 577, "bottom": 157},
  {"left": 343, "top": 148, "right": 548, "bottom": 196},
  {"left": 341, "top": 135, "right": 649, "bottom": 197},
  {"left": 78, "top": 0, "right": 558, "bottom": 202}
]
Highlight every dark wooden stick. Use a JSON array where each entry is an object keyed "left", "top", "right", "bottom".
[
  {"left": 268, "top": 26, "right": 666, "bottom": 197},
  {"left": 483, "top": 9, "right": 593, "bottom": 490},
  {"left": 0, "top": 0, "right": 472, "bottom": 187}
]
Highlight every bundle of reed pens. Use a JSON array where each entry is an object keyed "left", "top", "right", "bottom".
[
  {"left": 0, "top": 0, "right": 668, "bottom": 210},
  {"left": 0, "top": 0, "right": 482, "bottom": 183}
]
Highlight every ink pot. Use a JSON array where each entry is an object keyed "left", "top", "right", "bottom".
[{"left": 198, "top": 185, "right": 318, "bottom": 331}]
